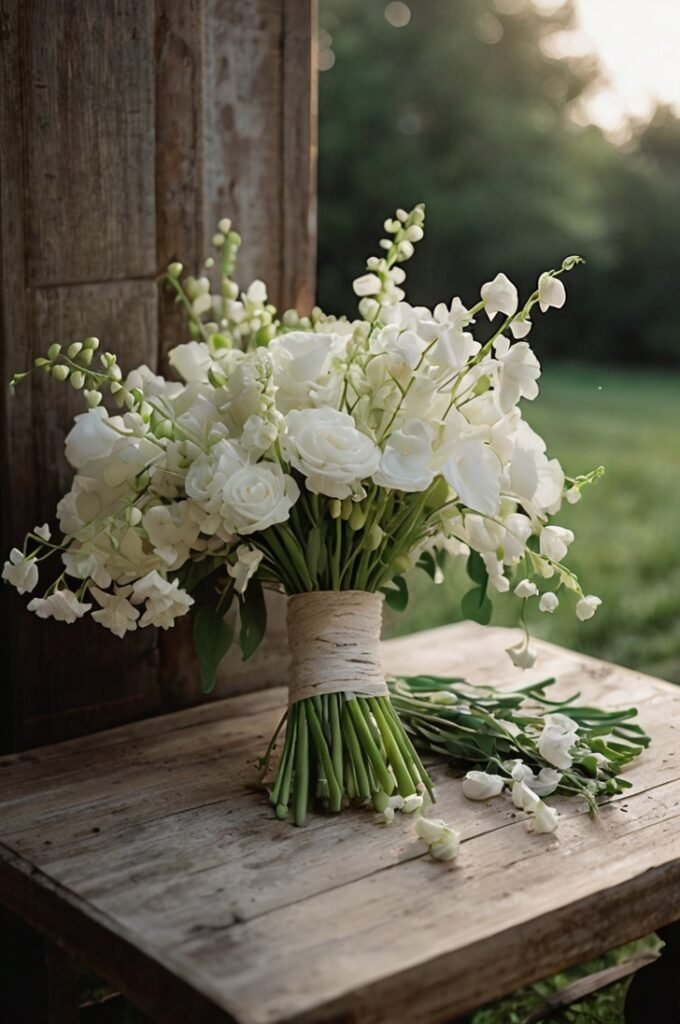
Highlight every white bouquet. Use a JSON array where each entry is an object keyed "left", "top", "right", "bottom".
[{"left": 4, "top": 206, "right": 606, "bottom": 828}]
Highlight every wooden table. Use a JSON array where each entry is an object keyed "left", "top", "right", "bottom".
[{"left": 1, "top": 623, "right": 679, "bottom": 1023}]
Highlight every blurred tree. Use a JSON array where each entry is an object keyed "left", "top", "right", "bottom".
[{"left": 317, "top": 0, "right": 680, "bottom": 364}]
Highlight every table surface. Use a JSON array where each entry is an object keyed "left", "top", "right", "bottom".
[{"left": 1, "top": 622, "right": 679, "bottom": 1024}]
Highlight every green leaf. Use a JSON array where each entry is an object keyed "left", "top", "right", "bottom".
[
  {"left": 239, "top": 579, "right": 267, "bottom": 661},
  {"left": 466, "top": 550, "right": 488, "bottom": 586},
  {"left": 461, "top": 586, "right": 493, "bottom": 625},
  {"left": 193, "top": 605, "right": 234, "bottom": 694},
  {"left": 416, "top": 550, "right": 437, "bottom": 580},
  {"left": 174, "top": 556, "right": 220, "bottom": 593},
  {"left": 382, "top": 575, "right": 409, "bottom": 611}
]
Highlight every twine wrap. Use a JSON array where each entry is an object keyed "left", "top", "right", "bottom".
[{"left": 286, "top": 591, "right": 388, "bottom": 704}]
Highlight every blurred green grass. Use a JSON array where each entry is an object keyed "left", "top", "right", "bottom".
[{"left": 385, "top": 364, "right": 680, "bottom": 684}]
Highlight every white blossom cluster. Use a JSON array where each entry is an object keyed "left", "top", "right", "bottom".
[{"left": 4, "top": 206, "right": 601, "bottom": 663}]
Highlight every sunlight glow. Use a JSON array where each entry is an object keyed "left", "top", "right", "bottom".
[{"left": 544, "top": 0, "right": 680, "bottom": 133}]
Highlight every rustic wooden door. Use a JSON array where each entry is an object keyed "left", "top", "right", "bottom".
[{"left": 0, "top": 0, "right": 317, "bottom": 751}]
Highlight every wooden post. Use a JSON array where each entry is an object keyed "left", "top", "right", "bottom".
[{"left": 0, "top": 0, "right": 317, "bottom": 751}]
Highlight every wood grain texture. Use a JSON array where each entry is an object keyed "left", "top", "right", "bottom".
[
  {"left": 0, "top": 624, "right": 678, "bottom": 1024},
  {"left": 23, "top": 0, "right": 157, "bottom": 286}
]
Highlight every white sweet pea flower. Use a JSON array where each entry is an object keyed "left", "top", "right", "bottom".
[
  {"left": 143, "top": 501, "right": 201, "bottom": 569},
  {"left": 402, "top": 794, "right": 424, "bottom": 813},
  {"left": 246, "top": 279, "right": 267, "bottom": 304},
  {"left": 509, "top": 316, "right": 532, "bottom": 339},
  {"left": 34, "top": 523, "right": 51, "bottom": 542},
  {"left": 576, "top": 594, "right": 602, "bottom": 621},
  {"left": 539, "top": 525, "right": 574, "bottom": 562},
  {"left": 430, "top": 326, "right": 480, "bottom": 371},
  {"left": 63, "top": 543, "right": 113, "bottom": 589},
  {"left": 482, "top": 553, "right": 510, "bottom": 593},
  {"left": 131, "top": 571, "right": 194, "bottom": 629},
  {"left": 566, "top": 486, "right": 582, "bottom": 505},
  {"left": 511, "top": 779, "right": 541, "bottom": 812},
  {"left": 227, "top": 544, "right": 264, "bottom": 594},
  {"left": 462, "top": 770, "right": 506, "bottom": 800},
  {"left": 539, "top": 592, "right": 559, "bottom": 613},
  {"left": 528, "top": 767, "right": 562, "bottom": 797},
  {"left": 415, "top": 816, "right": 460, "bottom": 862},
  {"left": 64, "top": 409, "right": 126, "bottom": 469},
  {"left": 441, "top": 438, "right": 502, "bottom": 516},
  {"left": 506, "top": 638, "right": 538, "bottom": 669},
  {"left": 493, "top": 337, "right": 541, "bottom": 412},
  {"left": 373, "top": 420, "right": 435, "bottom": 492},
  {"left": 352, "top": 272, "right": 382, "bottom": 297},
  {"left": 241, "top": 414, "right": 280, "bottom": 456},
  {"left": 538, "top": 713, "right": 578, "bottom": 769},
  {"left": 538, "top": 272, "right": 566, "bottom": 312},
  {"left": 28, "top": 589, "right": 92, "bottom": 623},
  {"left": 282, "top": 408, "right": 380, "bottom": 499},
  {"left": 2, "top": 548, "right": 39, "bottom": 594},
  {"left": 514, "top": 578, "right": 538, "bottom": 599},
  {"left": 168, "top": 340, "right": 213, "bottom": 383},
  {"left": 90, "top": 586, "right": 140, "bottom": 638},
  {"left": 481, "top": 273, "right": 518, "bottom": 320},
  {"left": 526, "top": 801, "right": 560, "bottom": 833}
]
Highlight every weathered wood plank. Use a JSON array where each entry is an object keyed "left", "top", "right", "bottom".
[
  {"left": 0, "top": 626, "right": 678, "bottom": 1024},
  {"left": 23, "top": 0, "right": 157, "bottom": 286}
]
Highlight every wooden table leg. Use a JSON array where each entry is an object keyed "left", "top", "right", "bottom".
[{"left": 624, "top": 923, "right": 680, "bottom": 1023}]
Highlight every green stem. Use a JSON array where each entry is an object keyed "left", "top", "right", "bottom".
[
  {"left": 346, "top": 698, "right": 395, "bottom": 794},
  {"left": 293, "top": 701, "right": 309, "bottom": 826}
]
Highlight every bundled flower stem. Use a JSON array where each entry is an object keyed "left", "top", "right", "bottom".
[
  {"left": 262, "top": 692, "right": 434, "bottom": 826},
  {"left": 389, "top": 675, "right": 650, "bottom": 814}
]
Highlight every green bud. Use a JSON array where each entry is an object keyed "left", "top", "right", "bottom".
[
  {"left": 34, "top": 357, "right": 50, "bottom": 367},
  {"left": 67, "top": 341, "right": 83, "bottom": 359},
  {"left": 340, "top": 497, "right": 353, "bottom": 521},
  {"left": 255, "top": 324, "right": 276, "bottom": 347},
  {"left": 391, "top": 553, "right": 413, "bottom": 575},
  {"left": 109, "top": 381, "right": 122, "bottom": 394},
  {"left": 329, "top": 498, "right": 342, "bottom": 519},
  {"left": 70, "top": 371, "right": 85, "bottom": 390},
  {"left": 126, "top": 506, "right": 143, "bottom": 527},
  {"left": 83, "top": 336, "right": 99, "bottom": 350},
  {"left": 472, "top": 374, "right": 491, "bottom": 397},
  {"left": 366, "top": 524, "right": 384, "bottom": 551},
  {"left": 210, "top": 333, "right": 231, "bottom": 351},
  {"left": 204, "top": 257, "right": 215, "bottom": 269},
  {"left": 212, "top": 232, "right": 225, "bottom": 247},
  {"left": 167, "top": 262, "right": 183, "bottom": 279},
  {"left": 208, "top": 366, "right": 227, "bottom": 388},
  {"left": 228, "top": 230, "right": 241, "bottom": 247},
  {"left": 218, "top": 218, "right": 232, "bottom": 234},
  {"left": 51, "top": 364, "right": 69, "bottom": 381},
  {"left": 108, "top": 363, "right": 122, "bottom": 381},
  {"left": 84, "top": 389, "right": 102, "bottom": 408},
  {"left": 349, "top": 504, "right": 367, "bottom": 530},
  {"left": 79, "top": 348, "right": 93, "bottom": 366},
  {"left": 47, "top": 343, "right": 62, "bottom": 360},
  {"left": 372, "top": 790, "right": 390, "bottom": 812},
  {"left": 561, "top": 255, "right": 584, "bottom": 271},
  {"left": 424, "top": 475, "right": 450, "bottom": 509},
  {"left": 155, "top": 418, "right": 174, "bottom": 440}
]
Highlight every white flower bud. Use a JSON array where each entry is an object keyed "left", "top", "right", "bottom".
[
  {"left": 218, "top": 218, "right": 232, "bottom": 234},
  {"left": 212, "top": 232, "right": 225, "bottom": 247},
  {"left": 514, "top": 578, "right": 538, "bottom": 599},
  {"left": 51, "top": 365, "right": 69, "bottom": 381},
  {"left": 566, "top": 486, "right": 581, "bottom": 504},
  {"left": 126, "top": 506, "right": 143, "bottom": 526},
  {"left": 84, "top": 389, "right": 102, "bottom": 408},
  {"left": 352, "top": 272, "right": 382, "bottom": 297},
  {"left": 539, "top": 592, "right": 559, "bottom": 613},
  {"left": 167, "top": 262, "right": 183, "bottom": 279},
  {"left": 576, "top": 594, "right": 601, "bottom": 621},
  {"left": 47, "top": 343, "right": 62, "bottom": 360},
  {"left": 69, "top": 371, "right": 85, "bottom": 390},
  {"left": 83, "top": 336, "right": 100, "bottom": 350}
]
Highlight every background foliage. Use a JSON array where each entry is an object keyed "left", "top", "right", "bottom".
[{"left": 317, "top": 0, "right": 680, "bottom": 366}]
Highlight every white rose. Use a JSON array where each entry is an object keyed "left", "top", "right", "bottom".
[
  {"left": 268, "top": 331, "right": 346, "bottom": 412},
  {"left": 221, "top": 462, "right": 299, "bottom": 534},
  {"left": 2, "top": 548, "right": 39, "bottom": 594},
  {"left": 282, "top": 408, "right": 380, "bottom": 499},
  {"left": 373, "top": 420, "right": 434, "bottom": 492}
]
